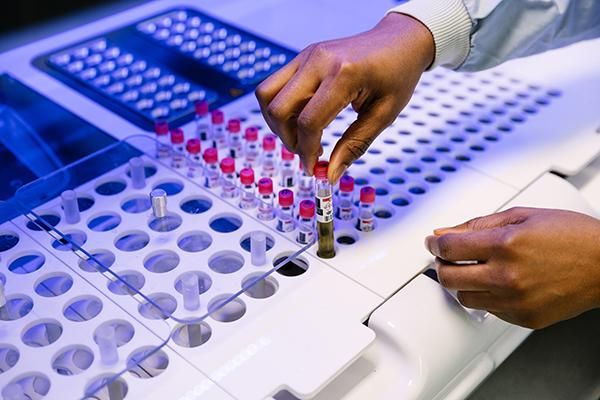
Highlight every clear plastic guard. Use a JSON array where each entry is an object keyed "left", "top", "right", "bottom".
[
  {"left": 14, "top": 135, "right": 314, "bottom": 327},
  {"left": 0, "top": 201, "right": 172, "bottom": 399}
]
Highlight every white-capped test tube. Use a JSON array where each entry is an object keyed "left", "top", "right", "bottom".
[
  {"left": 2, "top": 383, "right": 27, "bottom": 400},
  {"left": 61, "top": 190, "right": 80, "bottom": 224},
  {"left": 182, "top": 273, "right": 200, "bottom": 311},
  {"left": 251, "top": 231, "right": 267, "bottom": 266},
  {"left": 150, "top": 188, "right": 168, "bottom": 219},
  {"left": 129, "top": 157, "right": 146, "bottom": 189},
  {"left": 96, "top": 324, "right": 119, "bottom": 365}
]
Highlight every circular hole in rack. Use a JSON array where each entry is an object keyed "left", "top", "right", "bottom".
[
  {"left": 239, "top": 231, "right": 275, "bottom": 253},
  {"left": 391, "top": 195, "right": 412, "bottom": 207},
  {"left": 144, "top": 250, "right": 180, "bottom": 273},
  {"left": 0, "top": 295, "right": 33, "bottom": 321},
  {"left": 388, "top": 176, "right": 406, "bottom": 185},
  {"left": 353, "top": 159, "right": 366, "bottom": 165},
  {"left": 153, "top": 180, "right": 184, "bottom": 196},
  {"left": 441, "top": 164, "right": 457, "bottom": 173},
  {"left": 85, "top": 375, "right": 128, "bottom": 399},
  {"left": 107, "top": 270, "right": 146, "bottom": 295},
  {"left": 374, "top": 206, "right": 394, "bottom": 219},
  {"left": 409, "top": 185, "right": 427, "bottom": 195},
  {"left": 242, "top": 273, "right": 278, "bottom": 299},
  {"left": 0, "top": 231, "right": 19, "bottom": 253},
  {"left": 22, "top": 319, "right": 63, "bottom": 347},
  {"left": 177, "top": 231, "right": 213, "bottom": 252},
  {"left": 127, "top": 347, "right": 169, "bottom": 379},
  {"left": 375, "top": 187, "right": 389, "bottom": 196},
  {"left": 180, "top": 196, "right": 213, "bottom": 214},
  {"left": 0, "top": 344, "right": 19, "bottom": 375},
  {"left": 386, "top": 157, "right": 401, "bottom": 164},
  {"left": 148, "top": 213, "right": 182, "bottom": 232},
  {"left": 208, "top": 251, "right": 245, "bottom": 274},
  {"left": 3, "top": 372, "right": 50, "bottom": 399},
  {"left": 209, "top": 213, "right": 242, "bottom": 233},
  {"left": 121, "top": 196, "right": 152, "bottom": 213},
  {"left": 174, "top": 271, "right": 212, "bottom": 295},
  {"left": 114, "top": 230, "right": 150, "bottom": 252},
  {"left": 424, "top": 175, "right": 443, "bottom": 184},
  {"left": 455, "top": 154, "right": 472, "bottom": 162},
  {"left": 63, "top": 295, "right": 103, "bottom": 322},
  {"left": 208, "top": 294, "right": 246, "bottom": 322},
  {"left": 336, "top": 231, "right": 359, "bottom": 246},
  {"left": 9, "top": 252, "right": 45, "bottom": 274},
  {"left": 172, "top": 322, "right": 212, "bottom": 348},
  {"left": 274, "top": 253, "right": 309, "bottom": 277},
  {"left": 78, "top": 250, "right": 116, "bottom": 273},
  {"left": 34, "top": 273, "right": 73, "bottom": 298},
  {"left": 94, "top": 320, "right": 135, "bottom": 348},
  {"left": 26, "top": 213, "right": 61, "bottom": 232},
  {"left": 87, "top": 212, "right": 122, "bottom": 232},
  {"left": 95, "top": 179, "right": 127, "bottom": 196},
  {"left": 354, "top": 177, "right": 369, "bottom": 186},
  {"left": 51, "top": 345, "right": 94, "bottom": 376},
  {"left": 126, "top": 163, "right": 157, "bottom": 178},
  {"left": 138, "top": 293, "right": 177, "bottom": 320},
  {"left": 51, "top": 230, "right": 87, "bottom": 251}
]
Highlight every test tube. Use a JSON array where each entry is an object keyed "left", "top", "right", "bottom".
[
  {"left": 129, "top": 157, "right": 146, "bottom": 189},
  {"left": 251, "top": 231, "right": 267, "bottom": 266},
  {"left": 2, "top": 383, "right": 27, "bottom": 400},
  {"left": 182, "top": 273, "right": 200, "bottom": 311},
  {"left": 150, "top": 188, "right": 168, "bottom": 219},
  {"left": 96, "top": 324, "right": 119, "bottom": 365},
  {"left": 314, "top": 161, "right": 335, "bottom": 258},
  {"left": 61, "top": 190, "right": 80, "bottom": 224}
]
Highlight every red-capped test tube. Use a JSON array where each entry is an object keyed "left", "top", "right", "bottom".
[
  {"left": 170, "top": 128, "right": 185, "bottom": 169},
  {"left": 297, "top": 199, "right": 316, "bottom": 245},
  {"left": 186, "top": 138, "right": 202, "bottom": 178},
  {"left": 239, "top": 167, "right": 256, "bottom": 209},
  {"left": 279, "top": 146, "right": 296, "bottom": 188},
  {"left": 220, "top": 157, "right": 238, "bottom": 198},
  {"left": 261, "top": 134, "right": 277, "bottom": 177},
  {"left": 227, "top": 119, "right": 243, "bottom": 158},
  {"left": 277, "top": 189, "right": 295, "bottom": 232},
  {"left": 357, "top": 186, "right": 376, "bottom": 232},
  {"left": 154, "top": 120, "right": 170, "bottom": 159},
  {"left": 211, "top": 110, "right": 227, "bottom": 148},
  {"left": 257, "top": 177, "right": 275, "bottom": 221},
  {"left": 194, "top": 100, "right": 210, "bottom": 141},
  {"left": 203, "top": 148, "right": 220, "bottom": 188},
  {"left": 244, "top": 126, "right": 260, "bottom": 168},
  {"left": 337, "top": 175, "right": 355, "bottom": 220},
  {"left": 297, "top": 160, "right": 314, "bottom": 199},
  {"left": 314, "top": 161, "right": 335, "bottom": 258}
]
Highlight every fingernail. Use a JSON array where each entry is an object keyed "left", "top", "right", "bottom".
[
  {"left": 424, "top": 235, "right": 439, "bottom": 254},
  {"left": 433, "top": 227, "right": 452, "bottom": 235}
]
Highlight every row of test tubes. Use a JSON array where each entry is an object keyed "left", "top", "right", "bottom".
[{"left": 152, "top": 101, "right": 380, "bottom": 243}]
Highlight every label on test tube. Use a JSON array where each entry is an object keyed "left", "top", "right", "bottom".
[{"left": 315, "top": 194, "right": 333, "bottom": 223}]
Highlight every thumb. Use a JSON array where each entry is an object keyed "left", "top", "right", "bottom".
[
  {"left": 328, "top": 99, "right": 397, "bottom": 183},
  {"left": 433, "top": 207, "right": 531, "bottom": 236}
]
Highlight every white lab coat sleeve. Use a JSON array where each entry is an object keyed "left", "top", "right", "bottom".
[{"left": 387, "top": 0, "right": 600, "bottom": 71}]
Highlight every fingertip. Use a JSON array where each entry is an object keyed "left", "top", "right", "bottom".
[{"left": 424, "top": 235, "right": 438, "bottom": 254}]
